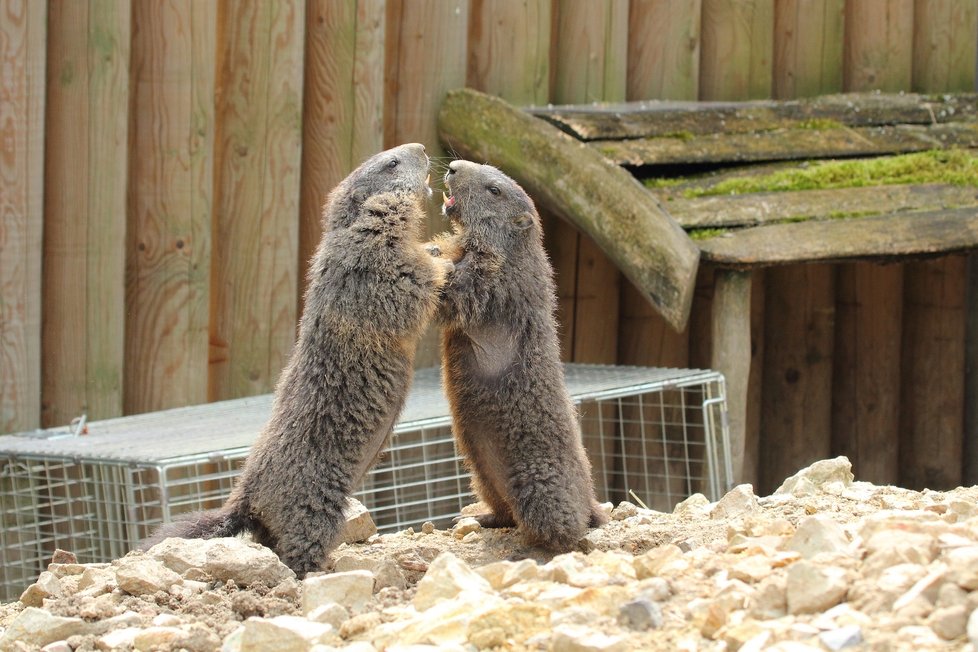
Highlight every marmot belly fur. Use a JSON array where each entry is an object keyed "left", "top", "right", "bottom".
[
  {"left": 431, "top": 160, "right": 607, "bottom": 551},
  {"left": 142, "top": 144, "right": 451, "bottom": 576}
]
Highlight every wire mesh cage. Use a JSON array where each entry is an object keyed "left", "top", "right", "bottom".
[{"left": 0, "top": 364, "right": 730, "bottom": 601}]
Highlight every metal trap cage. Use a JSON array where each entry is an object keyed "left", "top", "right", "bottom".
[{"left": 0, "top": 364, "right": 730, "bottom": 600}]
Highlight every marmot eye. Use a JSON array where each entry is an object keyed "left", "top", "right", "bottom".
[
  {"left": 488, "top": 185, "right": 501, "bottom": 195},
  {"left": 388, "top": 159, "right": 399, "bottom": 168}
]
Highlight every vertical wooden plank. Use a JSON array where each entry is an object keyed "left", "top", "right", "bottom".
[
  {"left": 760, "top": 265, "right": 835, "bottom": 492},
  {"left": 844, "top": 0, "right": 913, "bottom": 91},
  {"left": 711, "top": 271, "right": 751, "bottom": 485},
  {"left": 384, "top": 0, "right": 469, "bottom": 367},
  {"left": 835, "top": 0, "right": 913, "bottom": 485},
  {"left": 209, "top": 1, "right": 305, "bottom": 401},
  {"left": 743, "top": 270, "right": 765, "bottom": 487},
  {"left": 0, "top": 1, "right": 45, "bottom": 434},
  {"left": 699, "top": 0, "right": 774, "bottom": 100},
  {"left": 773, "top": 0, "right": 844, "bottom": 98},
  {"left": 126, "top": 1, "right": 215, "bottom": 414},
  {"left": 467, "top": 0, "right": 550, "bottom": 105},
  {"left": 627, "top": 0, "right": 701, "bottom": 101},
  {"left": 899, "top": 0, "right": 974, "bottom": 490},
  {"left": 966, "top": 256, "right": 978, "bottom": 485},
  {"left": 298, "top": 0, "right": 385, "bottom": 312},
  {"left": 43, "top": 0, "right": 130, "bottom": 427}
]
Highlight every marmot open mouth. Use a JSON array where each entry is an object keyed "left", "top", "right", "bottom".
[{"left": 442, "top": 191, "right": 456, "bottom": 210}]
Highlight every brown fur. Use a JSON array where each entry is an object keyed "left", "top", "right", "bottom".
[
  {"left": 142, "top": 144, "right": 450, "bottom": 577},
  {"left": 431, "top": 160, "right": 608, "bottom": 551}
]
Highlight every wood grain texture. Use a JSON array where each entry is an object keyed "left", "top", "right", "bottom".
[
  {"left": 299, "top": 0, "right": 385, "bottom": 312},
  {"left": 467, "top": 0, "right": 550, "bottom": 105},
  {"left": 627, "top": 0, "right": 701, "bottom": 101},
  {"left": 844, "top": 0, "right": 913, "bottom": 92},
  {"left": 699, "top": 0, "right": 774, "bottom": 101},
  {"left": 126, "top": 0, "right": 215, "bottom": 414},
  {"left": 0, "top": 1, "right": 45, "bottom": 434},
  {"left": 773, "top": 0, "right": 844, "bottom": 99},
  {"left": 42, "top": 0, "right": 130, "bottom": 427},
  {"left": 385, "top": 0, "right": 469, "bottom": 367},
  {"left": 760, "top": 265, "right": 835, "bottom": 493},
  {"left": 711, "top": 270, "right": 752, "bottom": 483},
  {"left": 966, "top": 255, "right": 978, "bottom": 484},
  {"left": 209, "top": 0, "right": 305, "bottom": 401},
  {"left": 912, "top": 0, "right": 977, "bottom": 94}
]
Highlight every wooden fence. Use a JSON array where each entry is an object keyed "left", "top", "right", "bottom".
[{"left": 2, "top": 0, "right": 977, "bottom": 493}]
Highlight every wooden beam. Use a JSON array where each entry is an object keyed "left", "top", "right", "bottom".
[
  {"left": 0, "top": 1, "right": 45, "bottom": 434},
  {"left": 209, "top": 1, "right": 305, "bottom": 401},
  {"left": 698, "top": 207, "right": 978, "bottom": 268},
  {"left": 438, "top": 89, "right": 701, "bottom": 332},
  {"left": 666, "top": 184, "right": 978, "bottom": 229},
  {"left": 43, "top": 0, "right": 130, "bottom": 427},
  {"left": 126, "top": 0, "right": 215, "bottom": 415},
  {"left": 711, "top": 270, "right": 752, "bottom": 483}
]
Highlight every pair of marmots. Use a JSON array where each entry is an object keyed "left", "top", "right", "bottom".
[{"left": 143, "top": 144, "right": 606, "bottom": 577}]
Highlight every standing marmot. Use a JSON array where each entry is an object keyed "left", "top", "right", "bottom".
[
  {"left": 431, "top": 160, "right": 607, "bottom": 551},
  {"left": 143, "top": 143, "right": 451, "bottom": 577}
]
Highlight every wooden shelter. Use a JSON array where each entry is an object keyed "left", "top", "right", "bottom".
[{"left": 439, "top": 88, "right": 978, "bottom": 491}]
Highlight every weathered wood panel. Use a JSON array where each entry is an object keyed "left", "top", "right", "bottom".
[
  {"left": 898, "top": 1, "right": 974, "bottom": 490},
  {"left": 711, "top": 271, "right": 752, "bottom": 483},
  {"left": 773, "top": 0, "right": 843, "bottom": 99},
  {"left": 384, "top": 0, "right": 469, "bottom": 368},
  {"left": 42, "top": 0, "right": 130, "bottom": 427},
  {"left": 0, "top": 1, "right": 45, "bottom": 434},
  {"left": 467, "top": 0, "right": 550, "bottom": 106},
  {"left": 126, "top": 0, "right": 215, "bottom": 415},
  {"left": 299, "top": 0, "right": 385, "bottom": 312},
  {"left": 209, "top": 1, "right": 305, "bottom": 401},
  {"left": 845, "top": 0, "right": 914, "bottom": 92},
  {"left": 699, "top": 0, "right": 773, "bottom": 101},
  {"left": 627, "top": 0, "right": 701, "bottom": 102}
]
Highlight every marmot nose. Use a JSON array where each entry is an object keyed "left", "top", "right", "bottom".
[{"left": 448, "top": 161, "right": 459, "bottom": 174}]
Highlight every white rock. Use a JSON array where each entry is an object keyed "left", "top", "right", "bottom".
[
  {"left": 787, "top": 515, "right": 850, "bottom": 559},
  {"left": 775, "top": 457, "right": 853, "bottom": 496},
  {"left": 750, "top": 575, "right": 787, "bottom": 619},
  {"left": 240, "top": 616, "right": 338, "bottom": 651},
  {"left": 0, "top": 608, "right": 90, "bottom": 649},
  {"left": 133, "top": 626, "right": 183, "bottom": 651},
  {"left": 334, "top": 554, "right": 406, "bottom": 590},
  {"left": 968, "top": 606, "right": 978, "bottom": 647},
  {"left": 152, "top": 614, "right": 183, "bottom": 627},
  {"left": 617, "top": 599, "right": 662, "bottom": 630},
  {"left": 786, "top": 561, "right": 848, "bottom": 615},
  {"left": 76, "top": 567, "right": 117, "bottom": 598},
  {"left": 341, "top": 498, "right": 378, "bottom": 544},
  {"left": 307, "top": 602, "right": 349, "bottom": 628},
  {"left": 818, "top": 626, "right": 862, "bottom": 651},
  {"left": 929, "top": 605, "right": 969, "bottom": 640},
  {"left": 710, "top": 484, "right": 758, "bottom": 520},
  {"left": 453, "top": 516, "right": 482, "bottom": 538},
  {"left": 673, "top": 493, "right": 711, "bottom": 517},
  {"left": 414, "top": 552, "right": 492, "bottom": 611},
  {"left": 374, "top": 591, "right": 505, "bottom": 648},
  {"left": 946, "top": 546, "right": 978, "bottom": 590},
  {"left": 41, "top": 642, "right": 73, "bottom": 652},
  {"left": 115, "top": 557, "right": 182, "bottom": 595},
  {"left": 610, "top": 502, "right": 639, "bottom": 521},
  {"left": 97, "top": 627, "right": 141, "bottom": 651},
  {"left": 303, "top": 570, "right": 375, "bottom": 615},
  {"left": 551, "top": 624, "right": 628, "bottom": 652},
  {"left": 204, "top": 538, "right": 296, "bottom": 586},
  {"left": 20, "top": 571, "right": 63, "bottom": 606},
  {"left": 633, "top": 544, "right": 684, "bottom": 579}
]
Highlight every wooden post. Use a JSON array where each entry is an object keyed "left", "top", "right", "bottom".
[
  {"left": 966, "top": 255, "right": 978, "bottom": 485},
  {"left": 835, "top": 0, "right": 913, "bottom": 486},
  {"left": 711, "top": 270, "right": 752, "bottom": 484},
  {"left": 299, "top": 0, "right": 386, "bottom": 313},
  {"left": 0, "top": 1, "right": 45, "bottom": 434},
  {"left": 899, "top": 0, "right": 976, "bottom": 489},
  {"left": 42, "top": 0, "right": 130, "bottom": 427},
  {"left": 384, "top": 0, "right": 470, "bottom": 368},
  {"left": 208, "top": 1, "right": 305, "bottom": 401},
  {"left": 126, "top": 1, "right": 215, "bottom": 414}
]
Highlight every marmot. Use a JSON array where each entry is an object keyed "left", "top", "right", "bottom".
[
  {"left": 142, "top": 143, "right": 451, "bottom": 577},
  {"left": 430, "top": 160, "right": 608, "bottom": 551}
]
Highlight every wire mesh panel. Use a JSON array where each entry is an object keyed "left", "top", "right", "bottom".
[{"left": 0, "top": 365, "right": 729, "bottom": 600}]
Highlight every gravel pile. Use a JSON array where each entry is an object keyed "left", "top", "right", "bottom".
[{"left": 2, "top": 457, "right": 978, "bottom": 651}]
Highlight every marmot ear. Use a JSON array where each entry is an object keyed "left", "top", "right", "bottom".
[{"left": 512, "top": 212, "right": 534, "bottom": 230}]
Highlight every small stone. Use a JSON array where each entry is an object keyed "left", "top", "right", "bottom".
[
  {"left": 114, "top": 557, "right": 182, "bottom": 596},
  {"left": 152, "top": 614, "right": 182, "bottom": 627},
  {"left": 610, "top": 502, "right": 638, "bottom": 520},
  {"left": 501, "top": 558, "right": 539, "bottom": 587},
  {"left": 710, "top": 484, "right": 758, "bottom": 520},
  {"left": 633, "top": 544, "right": 684, "bottom": 579},
  {"left": 462, "top": 531, "right": 482, "bottom": 543},
  {"left": 307, "top": 602, "right": 348, "bottom": 628},
  {"left": 673, "top": 493, "right": 711, "bottom": 517},
  {"left": 76, "top": 567, "right": 116, "bottom": 598},
  {"left": 466, "top": 603, "right": 550, "bottom": 648},
  {"left": 133, "top": 626, "right": 183, "bottom": 651},
  {"left": 945, "top": 546, "right": 978, "bottom": 590},
  {"left": 786, "top": 561, "right": 848, "bottom": 615},
  {"left": 338, "top": 611, "right": 382, "bottom": 640},
  {"left": 551, "top": 624, "right": 628, "bottom": 652},
  {"left": 750, "top": 575, "right": 787, "bottom": 619},
  {"left": 341, "top": 497, "right": 378, "bottom": 544},
  {"left": 729, "top": 554, "right": 773, "bottom": 584},
  {"left": 775, "top": 457, "right": 853, "bottom": 496},
  {"left": 818, "top": 626, "right": 863, "bottom": 651},
  {"left": 0, "top": 608, "right": 91, "bottom": 649},
  {"left": 240, "top": 616, "right": 338, "bottom": 651},
  {"left": 20, "top": 571, "right": 63, "bottom": 606},
  {"left": 968, "top": 606, "right": 978, "bottom": 647},
  {"left": 787, "top": 515, "right": 850, "bottom": 559},
  {"left": 937, "top": 582, "right": 970, "bottom": 609},
  {"left": 453, "top": 516, "right": 482, "bottom": 538},
  {"left": 595, "top": 502, "right": 614, "bottom": 519},
  {"left": 723, "top": 621, "right": 767, "bottom": 652},
  {"left": 97, "top": 628, "right": 141, "bottom": 651},
  {"left": 861, "top": 529, "right": 937, "bottom": 576},
  {"left": 637, "top": 577, "right": 672, "bottom": 602},
  {"left": 618, "top": 599, "right": 662, "bottom": 630},
  {"left": 50, "top": 549, "right": 77, "bottom": 565},
  {"left": 334, "top": 554, "right": 406, "bottom": 590},
  {"left": 41, "top": 643, "right": 72, "bottom": 652},
  {"left": 928, "top": 605, "right": 968, "bottom": 640},
  {"left": 303, "top": 570, "right": 375, "bottom": 614},
  {"left": 548, "top": 553, "right": 611, "bottom": 588},
  {"left": 414, "top": 552, "right": 492, "bottom": 611},
  {"left": 421, "top": 521, "right": 435, "bottom": 534}
]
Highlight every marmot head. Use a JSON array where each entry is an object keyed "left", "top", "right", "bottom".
[
  {"left": 442, "top": 160, "right": 540, "bottom": 250},
  {"left": 324, "top": 143, "right": 431, "bottom": 229}
]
